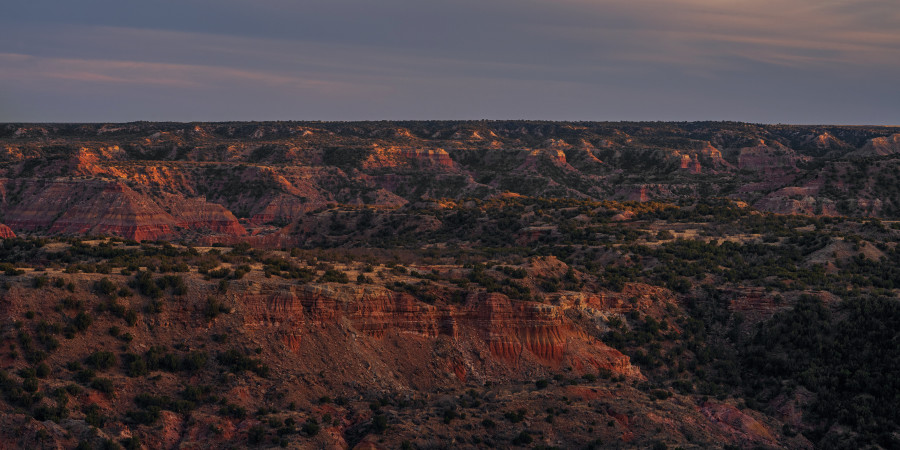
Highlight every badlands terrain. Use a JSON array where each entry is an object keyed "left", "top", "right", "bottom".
[{"left": 0, "top": 121, "right": 899, "bottom": 448}]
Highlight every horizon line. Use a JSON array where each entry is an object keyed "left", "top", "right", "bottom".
[{"left": 3, "top": 120, "right": 899, "bottom": 128}]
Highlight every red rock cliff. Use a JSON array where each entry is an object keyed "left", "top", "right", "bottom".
[
  {"left": 0, "top": 223, "right": 14, "bottom": 238},
  {"left": 239, "top": 283, "right": 641, "bottom": 380}
]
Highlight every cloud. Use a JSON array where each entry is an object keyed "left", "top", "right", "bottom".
[
  {"left": 0, "top": 24, "right": 602, "bottom": 88},
  {"left": 1, "top": 0, "right": 898, "bottom": 123},
  {"left": 541, "top": 0, "right": 900, "bottom": 72},
  {"left": 6, "top": 1, "right": 900, "bottom": 78},
  {"left": 0, "top": 52, "right": 362, "bottom": 93}
]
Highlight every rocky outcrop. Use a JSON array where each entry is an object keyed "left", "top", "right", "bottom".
[
  {"left": 519, "top": 148, "right": 570, "bottom": 172},
  {"left": 614, "top": 184, "right": 686, "bottom": 202},
  {"left": 362, "top": 146, "right": 455, "bottom": 170},
  {"left": 240, "top": 283, "right": 640, "bottom": 379},
  {"left": 48, "top": 182, "right": 176, "bottom": 241},
  {"left": 2, "top": 177, "right": 251, "bottom": 240},
  {"left": 3, "top": 180, "right": 87, "bottom": 231},
  {"left": 464, "top": 292, "right": 568, "bottom": 363},
  {"left": 241, "top": 284, "right": 447, "bottom": 337},
  {"left": 805, "top": 132, "right": 847, "bottom": 154},
  {"left": 0, "top": 223, "right": 14, "bottom": 238},
  {"left": 1, "top": 179, "right": 177, "bottom": 240},
  {"left": 698, "top": 142, "right": 727, "bottom": 165},
  {"left": 398, "top": 148, "right": 454, "bottom": 169},
  {"left": 754, "top": 191, "right": 838, "bottom": 216},
  {"left": 700, "top": 402, "right": 778, "bottom": 447},
  {"left": 158, "top": 194, "right": 247, "bottom": 236},
  {"left": 563, "top": 145, "right": 606, "bottom": 173},
  {"left": 851, "top": 133, "right": 900, "bottom": 157},
  {"left": 677, "top": 153, "right": 702, "bottom": 174},
  {"left": 297, "top": 284, "right": 447, "bottom": 338},
  {"left": 736, "top": 140, "right": 803, "bottom": 172},
  {"left": 248, "top": 194, "right": 311, "bottom": 225}
]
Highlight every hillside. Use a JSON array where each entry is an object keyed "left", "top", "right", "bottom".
[
  {"left": 2, "top": 121, "right": 900, "bottom": 244},
  {"left": 0, "top": 122, "right": 899, "bottom": 449}
]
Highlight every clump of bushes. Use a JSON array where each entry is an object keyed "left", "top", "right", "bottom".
[
  {"left": 318, "top": 269, "right": 349, "bottom": 283},
  {"left": 217, "top": 348, "right": 270, "bottom": 377},
  {"left": 204, "top": 297, "right": 231, "bottom": 320}
]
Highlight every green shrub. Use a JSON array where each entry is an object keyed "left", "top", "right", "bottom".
[
  {"left": 248, "top": 424, "right": 267, "bottom": 444},
  {"left": 318, "top": 269, "right": 349, "bottom": 283},
  {"left": 217, "top": 349, "right": 269, "bottom": 377},
  {"left": 124, "top": 310, "right": 138, "bottom": 326},
  {"left": 86, "top": 351, "right": 117, "bottom": 370},
  {"left": 204, "top": 297, "right": 230, "bottom": 320},
  {"left": 371, "top": 414, "right": 387, "bottom": 433},
  {"left": 22, "top": 376, "right": 39, "bottom": 393},
  {"left": 82, "top": 404, "right": 106, "bottom": 428},
  {"left": 35, "top": 363, "right": 50, "bottom": 378},
  {"left": 95, "top": 278, "right": 118, "bottom": 298},
  {"left": 121, "top": 437, "right": 141, "bottom": 450},
  {"left": 32, "top": 276, "right": 49, "bottom": 289},
  {"left": 90, "top": 377, "right": 114, "bottom": 394},
  {"left": 302, "top": 418, "right": 320, "bottom": 436},
  {"left": 512, "top": 431, "right": 533, "bottom": 445},
  {"left": 126, "top": 407, "right": 160, "bottom": 425},
  {"left": 219, "top": 403, "right": 247, "bottom": 419},
  {"left": 73, "top": 312, "right": 93, "bottom": 332}
]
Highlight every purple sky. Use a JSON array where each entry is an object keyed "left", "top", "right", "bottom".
[{"left": 2, "top": 0, "right": 899, "bottom": 124}]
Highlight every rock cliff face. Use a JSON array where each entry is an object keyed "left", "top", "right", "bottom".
[
  {"left": 754, "top": 186, "right": 839, "bottom": 216},
  {"left": 677, "top": 152, "right": 702, "bottom": 173},
  {"left": 466, "top": 291, "right": 638, "bottom": 376},
  {"left": 3, "top": 180, "right": 88, "bottom": 231},
  {"left": 700, "top": 402, "right": 779, "bottom": 446},
  {"left": 48, "top": 182, "right": 176, "bottom": 241},
  {"left": 362, "top": 146, "right": 456, "bottom": 170},
  {"left": 0, "top": 223, "right": 14, "bottom": 238},
  {"left": 736, "top": 141, "right": 805, "bottom": 173},
  {"left": 853, "top": 133, "right": 900, "bottom": 157},
  {"left": 466, "top": 292, "right": 567, "bottom": 363},
  {"left": 2, "top": 178, "right": 250, "bottom": 241},
  {"left": 239, "top": 284, "right": 640, "bottom": 382},
  {"left": 159, "top": 194, "right": 248, "bottom": 236},
  {"left": 614, "top": 184, "right": 686, "bottom": 202}
]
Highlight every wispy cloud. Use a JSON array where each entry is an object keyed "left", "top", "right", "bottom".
[
  {"left": 543, "top": 0, "right": 900, "bottom": 71},
  {"left": 0, "top": 52, "right": 359, "bottom": 92}
]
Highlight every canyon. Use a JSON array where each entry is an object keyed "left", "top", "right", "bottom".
[
  {"left": 1, "top": 121, "right": 899, "bottom": 449},
  {"left": 2, "top": 121, "right": 900, "bottom": 243}
]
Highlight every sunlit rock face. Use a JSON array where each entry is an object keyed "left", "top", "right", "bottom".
[{"left": 3, "top": 121, "right": 900, "bottom": 243}]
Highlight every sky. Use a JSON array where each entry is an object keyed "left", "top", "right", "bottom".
[{"left": 1, "top": 0, "right": 899, "bottom": 124}]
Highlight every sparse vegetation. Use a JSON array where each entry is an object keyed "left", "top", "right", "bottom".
[{"left": 2, "top": 122, "right": 900, "bottom": 448}]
